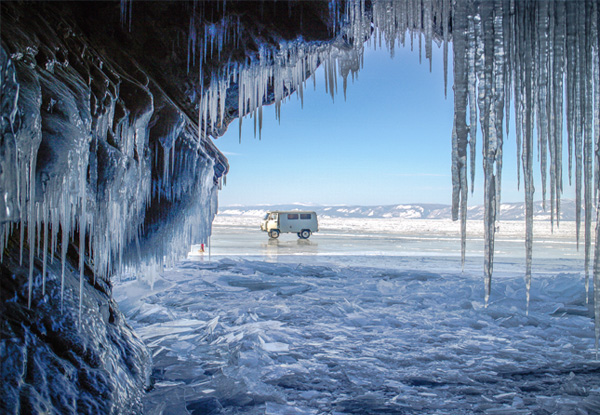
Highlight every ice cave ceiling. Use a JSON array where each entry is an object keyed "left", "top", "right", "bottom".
[{"left": 1, "top": 0, "right": 599, "bottom": 336}]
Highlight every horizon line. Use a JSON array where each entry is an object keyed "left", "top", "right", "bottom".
[{"left": 220, "top": 199, "right": 578, "bottom": 209}]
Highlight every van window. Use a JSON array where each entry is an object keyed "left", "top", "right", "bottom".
[
  {"left": 287, "top": 214, "right": 299, "bottom": 220},
  {"left": 300, "top": 214, "right": 311, "bottom": 220}
]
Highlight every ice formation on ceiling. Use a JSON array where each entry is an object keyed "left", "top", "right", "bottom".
[
  {"left": 1, "top": 0, "right": 599, "bottom": 346},
  {"left": 0, "top": 2, "right": 223, "bottom": 326}
]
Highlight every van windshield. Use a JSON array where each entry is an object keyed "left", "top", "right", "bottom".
[{"left": 263, "top": 213, "right": 269, "bottom": 220}]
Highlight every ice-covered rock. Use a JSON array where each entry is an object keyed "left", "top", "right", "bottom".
[{"left": 0, "top": 233, "right": 151, "bottom": 414}]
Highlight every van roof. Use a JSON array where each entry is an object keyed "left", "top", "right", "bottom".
[{"left": 268, "top": 210, "right": 317, "bottom": 215}]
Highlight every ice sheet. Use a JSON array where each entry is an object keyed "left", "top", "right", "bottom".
[
  {"left": 195, "top": 216, "right": 584, "bottom": 261},
  {"left": 115, "top": 217, "right": 599, "bottom": 414}
]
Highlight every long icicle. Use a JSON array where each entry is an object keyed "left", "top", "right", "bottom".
[
  {"left": 450, "top": 0, "right": 469, "bottom": 271},
  {"left": 79, "top": 161, "right": 87, "bottom": 329}
]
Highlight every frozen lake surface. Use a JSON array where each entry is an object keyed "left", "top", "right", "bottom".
[{"left": 115, "top": 216, "right": 600, "bottom": 414}]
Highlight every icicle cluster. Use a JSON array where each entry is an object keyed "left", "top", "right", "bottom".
[
  {"left": 189, "top": 1, "right": 372, "bottom": 143},
  {"left": 189, "top": 0, "right": 454, "bottom": 149},
  {"left": 448, "top": 0, "right": 599, "bottom": 323},
  {"left": 0, "top": 3, "right": 225, "bottom": 327}
]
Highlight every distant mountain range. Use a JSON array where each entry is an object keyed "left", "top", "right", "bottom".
[{"left": 219, "top": 200, "right": 582, "bottom": 221}]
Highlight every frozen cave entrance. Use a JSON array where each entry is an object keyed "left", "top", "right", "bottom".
[{"left": 1, "top": 1, "right": 600, "bottom": 414}]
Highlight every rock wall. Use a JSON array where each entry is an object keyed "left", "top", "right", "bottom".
[{"left": 1, "top": 233, "right": 150, "bottom": 414}]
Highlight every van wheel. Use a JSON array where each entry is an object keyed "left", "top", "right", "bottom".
[
  {"left": 269, "top": 230, "right": 280, "bottom": 239},
  {"left": 299, "top": 230, "right": 311, "bottom": 239}
]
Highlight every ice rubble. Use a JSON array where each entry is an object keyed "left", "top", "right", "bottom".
[{"left": 116, "top": 256, "right": 600, "bottom": 414}]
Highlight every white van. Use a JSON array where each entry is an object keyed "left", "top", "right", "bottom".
[{"left": 260, "top": 211, "right": 319, "bottom": 239}]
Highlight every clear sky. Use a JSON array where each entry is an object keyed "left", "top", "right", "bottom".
[{"left": 213, "top": 39, "right": 575, "bottom": 207}]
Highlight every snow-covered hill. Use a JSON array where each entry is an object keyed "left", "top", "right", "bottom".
[{"left": 219, "top": 200, "right": 580, "bottom": 221}]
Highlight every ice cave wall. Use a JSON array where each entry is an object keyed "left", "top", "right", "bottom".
[{"left": 0, "top": 2, "right": 216, "bottom": 412}]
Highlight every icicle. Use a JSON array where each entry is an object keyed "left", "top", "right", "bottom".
[
  {"left": 36, "top": 203, "right": 41, "bottom": 257},
  {"left": 552, "top": 0, "right": 566, "bottom": 229},
  {"left": 475, "top": 1, "right": 498, "bottom": 308},
  {"left": 467, "top": 13, "right": 477, "bottom": 194},
  {"left": 547, "top": 2, "right": 557, "bottom": 231},
  {"left": 42, "top": 202, "right": 48, "bottom": 297},
  {"left": 238, "top": 112, "right": 242, "bottom": 143},
  {"left": 258, "top": 105, "right": 263, "bottom": 140},
  {"left": 451, "top": 0, "right": 469, "bottom": 271},
  {"left": 424, "top": 0, "right": 433, "bottom": 72},
  {"left": 592, "top": 3, "right": 599, "bottom": 213},
  {"left": 78, "top": 160, "right": 87, "bottom": 329},
  {"left": 328, "top": 55, "right": 335, "bottom": 102},
  {"left": 60, "top": 197, "right": 70, "bottom": 314},
  {"left": 19, "top": 212, "right": 24, "bottom": 266},
  {"left": 582, "top": 0, "right": 594, "bottom": 306},
  {"left": 27, "top": 151, "right": 37, "bottom": 309},
  {"left": 536, "top": 1, "right": 549, "bottom": 211},
  {"left": 27, "top": 219, "right": 34, "bottom": 309},
  {"left": 442, "top": 0, "right": 449, "bottom": 97},
  {"left": 120, "top": 0, "right": 129, "bottom": 26},
  {"left": 502, "top": 0, "right": 513, "bottom": 143},
  {"left": 520, "top": 0, "right": 535, "bottom": 314}
]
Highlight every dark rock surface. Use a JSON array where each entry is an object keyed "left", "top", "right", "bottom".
[{"left": 1, "top": 233, "right": 151, "bottom": 414}]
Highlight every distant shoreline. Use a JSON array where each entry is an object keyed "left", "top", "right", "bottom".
[{"left": 218, "top": 200, "right": 582, "bottom": 221}]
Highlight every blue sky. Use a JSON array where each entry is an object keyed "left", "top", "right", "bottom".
[{"left": 214, "top": 40, "right": 575, "bottom": 207}]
